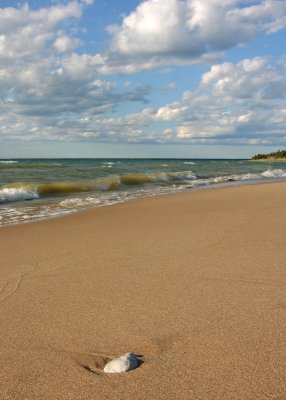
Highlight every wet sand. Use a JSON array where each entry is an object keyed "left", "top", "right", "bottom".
[{"left": 1, "top": 182, "right": 286, "bottom": 399}]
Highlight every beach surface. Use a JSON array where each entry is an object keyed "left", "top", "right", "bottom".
[{"left": 1, "top": 182, "right": 286, "bottom": 400}]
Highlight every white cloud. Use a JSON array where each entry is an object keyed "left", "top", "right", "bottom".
[
  {"left": 1, "top": 2, "right": 286, "bottom": 148},
  {"left": 101, "top": 0, "right": 286, "bottom": 72},
  {"left": 0, "top": 2, "right": 157, "bottom": 145},
  {"left": 152, "top": 57, "right": 286, "bottom": 144},
  {"left": 0, "top": 1, "right": 83, "bottom": 60},
  {"left": 2, "top": 53, "right": 286, "bottom": 146},
  {"left": 200, "top": 57, "right": 286, "bottom": 100},
  {"left": 165, "top": 82, "right": 177, "bottom": 90},
  {"left": 53, "top": 36, "right": 82, "bottom": 53},
  {"left": 155, "top": 102, "right": 186, "bottom": 121}
]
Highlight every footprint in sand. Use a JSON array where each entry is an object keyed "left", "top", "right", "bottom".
[
  {"left": 70, "top": 334, "right": 185, "bottom": 376},
  {"left": 72, "top": 352, "right": 112, "bottom": 375}
]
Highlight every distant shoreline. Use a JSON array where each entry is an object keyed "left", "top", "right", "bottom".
[{"left": 250, "top": 157, "right": 286, "bottom": 162}]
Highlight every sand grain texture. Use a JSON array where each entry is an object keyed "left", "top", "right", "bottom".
[{"left": 0, "top": 183, "right": 286, "bottom": 399}]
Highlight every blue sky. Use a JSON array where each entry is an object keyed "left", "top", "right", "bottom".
[{"left": 0, "top": 0, "right": 286, "bottom": 158}]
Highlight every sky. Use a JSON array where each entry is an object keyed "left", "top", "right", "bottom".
[{"left": 0, "top": 0, "right": 286, "bottom": 158}]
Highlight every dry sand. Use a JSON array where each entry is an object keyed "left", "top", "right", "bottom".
[{"left": 1, "top": 182, "right": 286, "bottom": 400}]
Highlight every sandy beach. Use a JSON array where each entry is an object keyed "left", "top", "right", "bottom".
[{"left": 1, "top": 182, "right": 286, "bottom": 400}]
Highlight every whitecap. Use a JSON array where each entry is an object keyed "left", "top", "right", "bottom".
[
  {"left": 261, "top": 169, "right": 286, "bottom": 178},
  {"left": 0, "top": 187, "right": 39, "bottom": 203}
]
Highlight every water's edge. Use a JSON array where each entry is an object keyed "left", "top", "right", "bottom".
[
  {"left": 1, "top": 158, "right": 286, "bottom": 227},
  {"left": 1, "top": 178, "right": 283, "bottom": 228}
]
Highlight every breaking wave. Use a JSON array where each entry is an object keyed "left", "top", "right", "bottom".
[
  {"left": 261, "top": 169, "right": 286, "bottom": 178},
  {"left": 0, "top": 187, "right": 39, "bottom": 203},
  {"left": 1, "top": 167, "right": 286, "bottom": 205},
  {"left": 0, "top": 160, "right": 18, "bottom": 164},
  {"left": 0, "top": 171, "right": 197, "bottom": 203}
]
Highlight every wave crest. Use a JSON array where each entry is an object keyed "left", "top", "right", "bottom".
[
  {"left": 0, "top": 187, "right": 39, "bottom": 203},
  {"left": 261, "top": 169, "right": 286, "bottom": 178},
  {"left": 2, "top": 167, "right": 285, "bottom": 205},
  {"left": 0, "top": 171, "right": 197, "bottom": 203}
]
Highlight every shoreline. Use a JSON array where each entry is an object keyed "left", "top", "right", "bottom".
[
  {"left": 1, "top": 182, "right": 286, "bottom": 399},
  {"left": 2, "top": 156, "right": 286, "bottom": 228},
  {"left": 1, "top": 178, "right": 285, "bottom": 229},
  {"left": 250, "top": 158, "right": 286, "bottom": 162}
]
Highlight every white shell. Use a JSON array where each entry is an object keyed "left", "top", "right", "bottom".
[{"left": 104, "top": 353, "right": 138, "bottom": 373}]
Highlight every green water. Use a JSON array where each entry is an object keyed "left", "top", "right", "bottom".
[{"left": 0, "top": 158, "right": 285, "bottom": 226}]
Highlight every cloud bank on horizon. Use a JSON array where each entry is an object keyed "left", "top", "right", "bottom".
[{"left": 0, "top": 0, "right": 286, "bottom": 156}]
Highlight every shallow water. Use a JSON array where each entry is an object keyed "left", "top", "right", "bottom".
[{"left": 1, "top": 158, "right": 285, "bottom": 226}]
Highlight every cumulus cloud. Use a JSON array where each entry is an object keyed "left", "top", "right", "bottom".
[
  {"left": 2, "top": 52, "right": 286, "bottom": 146},
  {"left": 101, "top": 0, "right": 286, "bottom": 73},
  {"left": 0, "top": 55, "right": 152, "bottom": 118},
  {"left": 0, "top": 1, "right": 153, "bottom": 140},
  {"left": 1, "top": 1, "right": 286, "bottom": 147},
  {"left": 0, "top": 1, "right": 84, "bottom": 61},
  {"left": 53, "top": 36, "right": 82, "bottom": 53},
  {"left": 153, "top": 57, "right": 286, "bottom": 144},
  {"left": 200, "top": 57, "right": 286, "bottom": 100}
]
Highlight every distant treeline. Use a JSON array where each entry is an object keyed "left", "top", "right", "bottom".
[{"left": 252, "top": 150, "right": 286, "bottom": 160}]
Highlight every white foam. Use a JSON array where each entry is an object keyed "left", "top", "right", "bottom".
[
  {"left": 240, "top": 173, "right": 260, "bottom": 180},
  {"left": 261, "top": 169, "right": 286, "bottom": 178},
  {"left": 59, "top": 197, "right": 100, "bottom": 208},
  {"left": 149, "top": 172, "right": 169, "bottom": 182},
  {"left": 0, "top": 160, "right": 18, "bottom": 164},
  {"left": 148, "top": 171, "right": 197, "bottom": 182},
  {"left": 212, "top": 176, "right": 229, "bottom": 183},
  {"left": 175, "top": 171, "right": 197, "bottom": 180},
  {"left": 0, "top": 188, "right": 39, "bottom": 203},
  {"left": 192, "top": 172, "right": 261, "bottom": 187},
  {"left": 211, "top": 173, "right": 260, "bottom": 184}
]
